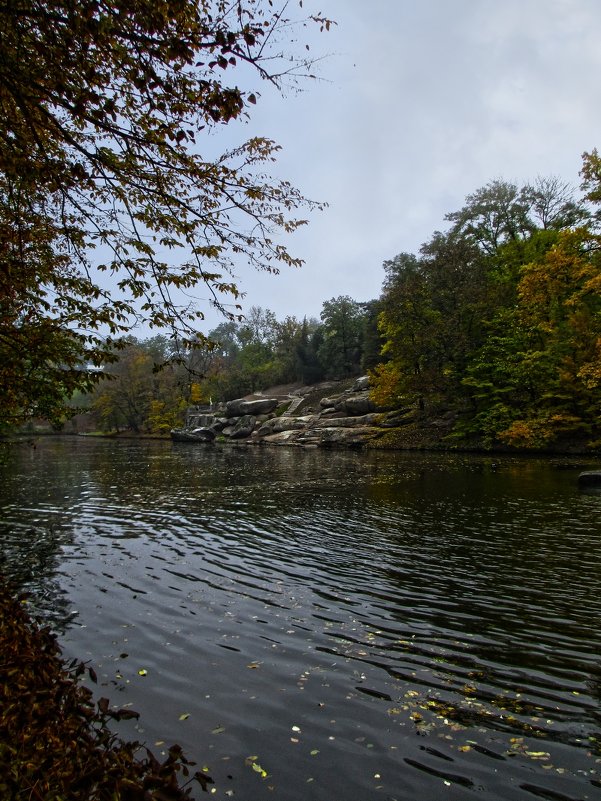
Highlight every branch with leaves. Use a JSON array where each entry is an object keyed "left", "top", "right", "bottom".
[{"left": 0, "top": 0, "right": 333, "bottom": 425}]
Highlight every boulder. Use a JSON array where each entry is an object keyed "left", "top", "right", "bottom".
[
  {"left": 578, "top": 471, "right": 601, "bottom": 487},
  {"left": 341, "top": 392, "right": 374, "bottom": 416},
  {"left": 257, "top": 416, "right": 309, "bottom": 436},
  {"left": 262, "top": 430, "right": 303, "bottom": 445},
  {"left": 230, "top": 414, "right": 256, "bottom": 439},
  {"left": 313, "top": 414, "right": 377, "bottom": 428},
  {"left": 171, "top": 427, "right": 215, "bottom": 442},
  {"left": 225, "top": 398, "right": 278, "bottom": 417},
  {"left": 297, "top": 425, "right": 375, "bottom": 447},
  {"left": 319, "top": 395, "right": 343, "bottom": 409},
  {"left": 353, "top": 376, "right": 370, "bottom": 391}
]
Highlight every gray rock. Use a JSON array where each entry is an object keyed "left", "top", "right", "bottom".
[
  {"left": 225, "top": 398, "right": 278, "bottom": 417},
  {"left": 353, "top": 376, "right": 370, "bottom": 391},
  {"left": 262, "top": 430, "right": 302, "bottom": 445},
  {"left": 171, "top": 427, "right": 215, "bottom": 442},
  {"left": 319, "top": 395, "right": 343, "bottom": 409},
  {"left": 314, "top": 414, "right": 376, "bottom": 428},
  {"left": 257, "top": 417, "right": 308, "bottom": 436},
  {"left": 298, "top": 426, "right": 375, "bottom": 447},
  {"left": 230, "top": 414, "right": 256, "bottom": 439},
  {"left": 341, "top": 393, "right": 374, "bottom": 416},
  {"left": 578, "top": 471, "right": 601, "bottom": 487}
]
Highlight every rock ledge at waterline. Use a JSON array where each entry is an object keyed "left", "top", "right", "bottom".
[{"left": 171, "top": 377, "right": 444, "bottom": 450}]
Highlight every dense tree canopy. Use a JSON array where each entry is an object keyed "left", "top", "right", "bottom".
[
  {"left": 0, "top": 0, "right": 332, "bottom": 427},
  {"left": 372, "top": 153, "right": 601, "bottom": 449}
]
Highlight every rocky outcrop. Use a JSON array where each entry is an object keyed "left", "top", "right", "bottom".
[
  {"left": 171, "top": 377, "right": 416, "bottom": 449},
  {"left": 225, "top": 398, "right": 278, "bottom": 417},
  {"left": 229, "top": 414, "right": 257, "bottom": 439}
]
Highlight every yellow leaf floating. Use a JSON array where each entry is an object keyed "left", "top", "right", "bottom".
[
  {"left": 179, "top": 713, "right": 190, "bottom": 721},
  {"left": 137, "top": 669, "right": 148, "bottom": 676},
  {"left": 245, "top": 756, "right": 268, "bottom": 778}
]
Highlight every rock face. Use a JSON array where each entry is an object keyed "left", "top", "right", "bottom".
[
  {"left": 230, "top": 415, "right": 256, "bottom": 439},
  {"left": 171, "top": 377, "right": 405, "bottom": 449},
  {"left": 225, "top": 398, "right": 278, "bottom": 417}
]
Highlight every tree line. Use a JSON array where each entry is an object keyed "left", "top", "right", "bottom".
[
  {"left": 87, "top": 153, "right": 601, "bottom": 449},
  {"left": 85, "top": 295, "right": 379, "bottom": 433},
  {"left": 372, "top": 156, "right": 601, "bottom": 449}
]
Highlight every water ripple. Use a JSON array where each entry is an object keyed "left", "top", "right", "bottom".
[{"left": 1, "top": 440, "right": 600, "bottom": 800}]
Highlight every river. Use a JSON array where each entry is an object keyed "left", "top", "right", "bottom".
[{"left": 1, "top": 437, "right": 600, "bottom": 801}]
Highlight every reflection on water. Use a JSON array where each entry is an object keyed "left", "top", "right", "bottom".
[{"left": 1, "top": 438, "right": 601, "bottom": 801}]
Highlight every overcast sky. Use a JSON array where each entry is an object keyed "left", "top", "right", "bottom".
[{"left": 172, "top": 0, "right": 601, "bottom": 332}]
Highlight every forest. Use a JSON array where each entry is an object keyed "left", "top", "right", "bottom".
[
  {"left": 79, "top": 151, "right": 601, "bottom": 451},
  {"left": 1, "top": 0, "right": 598, "bottom": 452}
]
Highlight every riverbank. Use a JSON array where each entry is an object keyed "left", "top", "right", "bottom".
[
  {"left": 7, "top": 378, "right": 601, "bottom": 455},
  {"left": 0, "top": 580, "right": 210, "bottom": 800},
  {"left": 172, "top": 378, "right": 601, "bottom": 456}
]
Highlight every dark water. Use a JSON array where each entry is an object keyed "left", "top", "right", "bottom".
[{"left": 1, "top": 438, "right": 601, "bottom": 801}]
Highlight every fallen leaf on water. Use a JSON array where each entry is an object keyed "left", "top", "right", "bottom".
[
  {"left": 212, "top": 725, "right": 225, "bottom": 734},
  {"left": 245, "top": 756, "right": 268, "bottom": 779},
  {"left": 179, "top": 713, "right": 190, "bottom": 721},
  {"left": 310, "top": 750, "right": 319, "bottom": 756},
  {"left": 137, "top": 669, "right": 148, "bottom": 676}
]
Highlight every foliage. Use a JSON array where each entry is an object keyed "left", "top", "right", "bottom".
[
  {"left": 318, "top": 295, "right": 365, "bottom": 378},
  {"left": 0, "top": 579, "right": 211, "bottom": 799},
  {"left": 375, "top": 236, "right": 490, "bottom": 411},
  {"left": 368, "top": 361, "right": 405, "bottom": 410},
  {"left": 89, "top": 294, "right": 373, "bottom": 416},
  {"left": 0, "top": 0, "right": 332, "bottom": 427},
  {"left": 372, "top": 157, "right": 601, "bottom": 450},
  {"left": 192, "top": 308, "right": 325, "bottom": 400},
  {"left": 91, "top": 337, "right": 188, "bottom": 433}
]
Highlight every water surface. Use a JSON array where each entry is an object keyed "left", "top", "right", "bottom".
[{"left": 1, "top": 438, "right": 600, "bottom": 801}]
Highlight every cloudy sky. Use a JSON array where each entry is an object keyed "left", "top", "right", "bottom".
[{"left": 187, "top": 0, "right": 601, "bottom": 331}]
